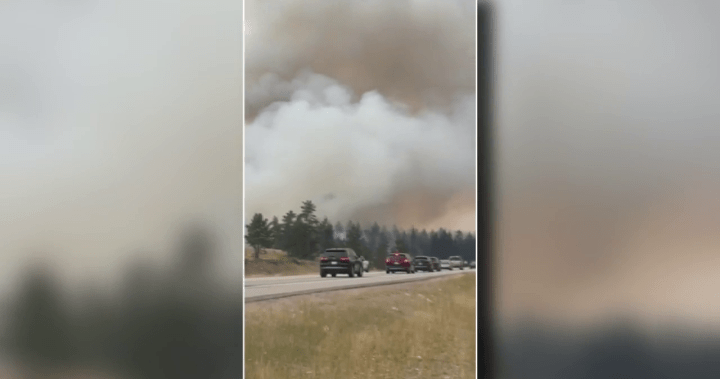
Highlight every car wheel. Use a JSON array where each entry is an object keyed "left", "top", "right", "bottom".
[
  {"left": 348, "top": 265, "right": 354, "bottom": 277},
  {"left": 357, "top": 264, "right": 363, "bottom": 277},
  {"left": 386, "top": 270, "right": 390, "bottom": 274},
  {"left": 321, "top": 271, "right": 327, "bottom": 278},
  {"left": 332, "top": 273, "right": 336, "bottom": 277}
]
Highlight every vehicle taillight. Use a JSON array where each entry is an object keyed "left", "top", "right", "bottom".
[
  {"left": 403, "top": 259, "right": 409, "bottom": 263},
  {"left": 340, "top": 257, "right": 350, "bottom": 262},
  {"left": 385, "top": 258, "right": 390, "bottom": 263},
  {"left": 320, "top": 257, "right": 328, "bottom": 262}
]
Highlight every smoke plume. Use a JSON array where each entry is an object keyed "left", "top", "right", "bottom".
[{"left": 244, "top": 0, "right": 476, "bottom": 231}]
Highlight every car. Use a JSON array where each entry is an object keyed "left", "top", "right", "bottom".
[
  {"left": 429, "top": 257, "right": 441, "bottom": 271},
  {"left": 470, "top": 260, "right": 476, "bottom": 269},
  {"left": 386, "top": 251, "right": 415, "bottom": 274},
  {"left": 320, "top": 248, "right": 364, "bottom": 278},
  {"left": 449, "top": 256, "right": 464, "bottom": 270},
  {"left": 413, "top": 256, "right": 434, "bottom": 272},
  {"left": 440, "top": 259, "right": 452, "bottom": 270},
  {"left": 359, "top": 256, "right": 370, "bottom": 272}
]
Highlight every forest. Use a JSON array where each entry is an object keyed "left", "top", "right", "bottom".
[{"left": 246, "top": 200, "right": 477, "bottom": 268}]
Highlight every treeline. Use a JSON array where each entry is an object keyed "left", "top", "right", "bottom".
[
  {"left": 1, "top": 227, "right": 242, "bottom": 379},
  {"left": 245, "top": 200, "right": 477, "bottom": 269}
]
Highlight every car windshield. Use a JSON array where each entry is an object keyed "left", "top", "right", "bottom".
[{"left": 415, "top": 256, "right": 429, "bottom": 260}]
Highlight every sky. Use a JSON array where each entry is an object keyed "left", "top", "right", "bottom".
[
  {"left": 496, "top": 0, "right": 720, "bottom": 330},
  {"left": 0, "top": 0, "right": 243, "bottom": 296},
  {"left": 244, "top": 0, "right": 477, "bottom": 233}
]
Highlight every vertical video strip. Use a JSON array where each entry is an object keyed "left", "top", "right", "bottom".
[
  {"left": 243, "top": 0, "right": 479, "bottom": 377},
  {"left": 0, "top": 2, "right": 244, "bottom": 378},
  {"left": 477, "top": 1, "right": 495, "bottom": 378}
]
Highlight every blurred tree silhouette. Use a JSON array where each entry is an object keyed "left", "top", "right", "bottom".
[
  {"left": 1, "top": 224, "right": 242, "bottom": 379},
  {"left": 4, "top": 264, "right": 76, "bottom": 371}
]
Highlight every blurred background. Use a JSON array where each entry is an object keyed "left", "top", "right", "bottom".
[
  {"left": 495, "top": 0, "right": 720, "bottom": 378},
  {"left": 0, "top": 0, "right": 242, "bottom": 378}
]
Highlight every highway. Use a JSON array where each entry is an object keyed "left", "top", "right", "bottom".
[{"left": 245, "top": 267, "right": 475, "bottom": 302}]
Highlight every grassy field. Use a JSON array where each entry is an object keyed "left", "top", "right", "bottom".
[{"left": 245, "top": 272, "right": 476, "bottom": 379}]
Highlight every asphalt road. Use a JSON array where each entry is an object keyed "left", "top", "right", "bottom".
[{"left": 245, "top": 267, "right": 475, "bottom": 302}]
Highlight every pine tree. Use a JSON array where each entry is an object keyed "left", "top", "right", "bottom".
[
  {"left": 391, "top": 225, "right": 401, "bottom": 243},
  {"left": 279, "top": 210, "right": 296, "bottom": 251},
  {"left": 317, "top": 217, "right": 335, "bottom": 256},
  {"left": 5, "top": 265, "right": 76, "bottom": 366},
  {"left": 245, "top": 213, "right": 273, "bottom": 260},
  {"left": 419, "top": 229, "right": 430, "bottom": 256},
  {"left": 346, "top": 221, "right": 364, "bottom": 257},
  {"left": 437, "top": 228, "right": 453, "bottom": 257},
  {"left": 430, "top": 230, "right": 440, "bottom": 258},
  {"left": 269, "top": 216, "right": 281, "bottom": 248},
  {"left": 394, "top": 238, "right": 409, "bottom": 255},
  {"left": 376, "top": 226, "right": 390, "bottom": 267},
  {"left": 464, "top": 232, "right": 476, "bottom": 261},
  {"left": 409, "top": 227, "right": 419, "bottom": 256},
  {"left": 287, "top": 219, "right": 306, "bottom": 258},
  {"left": 366, "top": 222, "right": 381, "bottom": 268},
  {"left": 400, "top": 230, "right": 410, "bottom": 255},
  {"left": 295, "top": 200, "right": 319, "bottom": 259},
  {"left": 299, "top": 200, "right": 319, "bottom": 228},
  {"left": 454, "top": 230, "right": 465, "bottom": 260},
  {"left": 368, "top": 222, "right": 381, "bottom": 252}
]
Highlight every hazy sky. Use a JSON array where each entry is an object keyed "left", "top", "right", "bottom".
[
  {"left": 497, "top": 0, "right": 720, "bottom": 330},
  {"left": 244, "top": 0, "right": 476, "bottom": 232},
  {"left": 0, "top": 0, "right": 243, "bottom": 294}
]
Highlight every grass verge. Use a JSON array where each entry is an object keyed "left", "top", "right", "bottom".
[
  {"left": 245, "top": 272, "right": 476, "bottom": 379},
  {"left": 244, "top": 247, "right": 318, "bottom": 277}
]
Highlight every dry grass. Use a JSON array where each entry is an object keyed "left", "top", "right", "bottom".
[
  {"left": 245, "top": 273, "right": 476, "bottom": 379},
  {"left": 244, "top": 247, "right": 319, "bottom": 277}
]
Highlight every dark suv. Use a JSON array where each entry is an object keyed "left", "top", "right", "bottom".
[
  {"left": 386, "top": 252, "right": 415, "bottom": 274},
  {"left": 413, "top": 256, "right": 434, "bottom": 272},
  {"left": 320, "top": 248, "right": 364, "bottom": 278}
]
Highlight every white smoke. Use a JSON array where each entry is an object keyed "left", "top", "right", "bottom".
[
  {"left": 244, "top": 0, "right": 476, "bottom": 232},
  {"left": 245, "top": 72, "right": 475, "bottom": 231},
  {"left": 0, "top": 0, "right": 243, "bottom": 293}
]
